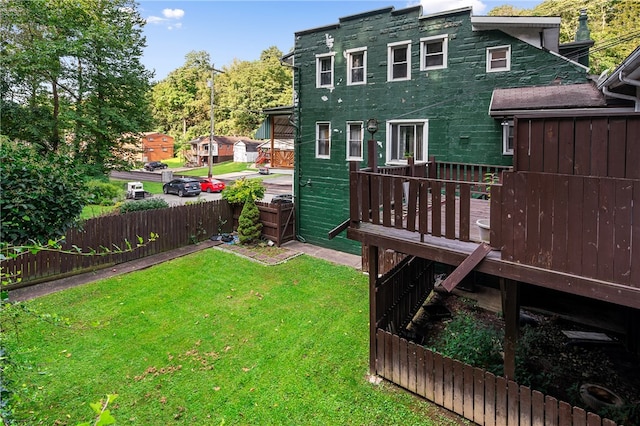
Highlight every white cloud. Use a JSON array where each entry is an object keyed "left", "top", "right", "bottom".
[
  {"left": 146, "top": 8, "right": 184, "bottom": 28},
  {"left": 418, "top": 0, "right": 487, "bottom": 15},
  {"left": 162, "top": 8, "right": 185, "bottom": 19}
]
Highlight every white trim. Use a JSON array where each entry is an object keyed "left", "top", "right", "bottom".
[
  {"left": 346, "top": 121, "right": 364, "bottom": 161},
  {"left": 316, "top": 52, "right": 335, "bottom": 88},
  {"left": 387, "top": 40, "right": 412, "bottom": 81},
  {"left": 420, "top": 35, "right": 448, "bottom": 71},
  {"left": 487, "top": 45, "right": 511, "bottom": 73},
  {"left": 502, "top": 119, "right": 514, "bottom": 155},
  {"left": 385, "top": 119, "right": 429, "bottom": 164},
  {"left": 315, "top": 122, "right": 331, "bottom": 159},
  {"left": 346, "top": 47, "right": 367, "bottom": 85}
]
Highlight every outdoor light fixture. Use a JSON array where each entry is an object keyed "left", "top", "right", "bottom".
[{"left": 366, "top": 118, "right": 379, "bottom": 139}]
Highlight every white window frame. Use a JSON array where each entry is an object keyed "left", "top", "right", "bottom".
[
  {"left": 346, "top": 121, "right": 364, "bottom": 161},
  {"left": 502, "top": 119, "right": 514, "bottom": 155},
  {"left": 346, "top": 47, "right": 367, "bottom": 85},
  {"left": 386, "top": 119, "right": 429, "bottom": 164},
  {"left": 420, "top": 35, "right": 448, "bottom": 70},
  {"left": 387, "top": 40, "right": 412, "bottom": 81},
  {"left": 316, "top": 52, "right": 335, "bottom": 88},
  {"left": 487, "top": 45, "right": 511, "bottom": 72},
  {"left": 316, "top": 122, "right": 331, "bottom": 159}
]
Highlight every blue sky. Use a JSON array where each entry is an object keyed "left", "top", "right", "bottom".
[{"left": 139, "top": 0, "right": 542, "bottom": 81}]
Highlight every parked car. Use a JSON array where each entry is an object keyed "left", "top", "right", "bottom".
[
  {"left": 200, "top": 178, "right": 226, "bottom": 193},
  {"left": 162, "top": 178, "right": 201, "bottom": 197},
  {"left": 271, "top": 194, "right": 293, "bottom": 204},
  {"left": 144, "top": 161, "right": 168, "bottom": 171}
]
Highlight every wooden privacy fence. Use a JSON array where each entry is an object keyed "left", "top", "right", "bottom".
[
  {"left": 232, "top": 201, "right": 295, "bottom": 246},
  {"left": 375, "top": 330, "right": 617, "bottom": 426},
  {"left": 374, "top": 256, "right": 618, "bottom": 426},
  {"left": 2, "top": 201, "right": 233, "bottom": 288},
  {"left": 499, "top": 171, "right": 639, "bottom": 288}
]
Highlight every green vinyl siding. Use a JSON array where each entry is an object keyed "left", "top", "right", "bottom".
[{"left": 293, "top": 6, "right": 588, "bottom": 253}]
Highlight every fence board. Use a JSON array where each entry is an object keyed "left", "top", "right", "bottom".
[
  {"left": 507, "top": 380, "right": 519, "bottom": 426},
  {"left": 608, "top": 118, "right": 627, "bottom": 178},
  {"left": 598, "top": 178, "right": 615, "bottom": 281},
  {"left": 582, "top": 177, "right": 599, "bottom": 278},
  {"left": 463, "top": 364, "right": 474, "bottom": 419},
  {"left": 453, "top": 360, "right": 464, "bottom": 416},
  {"left": 525, "top": 172, "right": 541, "bottom": 265},
  {"left": 399, "top": 337, "right": 408, "bottom": 389},
  {"left": 496, "top": 376, "right": 508, "bottom": 425},
  {"left": 632, "top": 182, "right": 640, "bottom": 286},
  {"left": 474, "top": 367, "right": 485, "bottom": 425},
  {"left": 445, "top": 182, "right": 456, "bottom": 239},
  {"left": 433, "top": 352, "right": 444, "bottom": 406},
  {"left": 558, "top": 119, "right": 575, "bottom": 174},
  {"left": 558, "top": 401, "right": 572, "bottom": 425},
  {"left": 520, "top": 385, "right": 532, "bottom": 426},
  {"left": 614, "top": 181, "right": 632, "bottom": 285},
  {"left": 407, "top": 342, "right": 417, "bottom": 393},
  {"left": 484, "top": 371, "right": 496, "bottom": 426},
  {"left": 627, "top": 117, "right": 640, "bottom": 179},
  {"left": 574, "top": 118, "right": 591, "bottom": 175},
  {"left": 545, "top": 395, "right": 559, "bottom": 426},
  {"left": 543, "top": 119, "right": 559, "bottom": 173},
  {"left": 591, "top": 117, "right": 608, "bottom": 176},
  {"left": 443, "top": 357, "right": 454, "bottom": 410},
  {"left": 531, "top": 390, "right": 545, "bottom": 426},
  {"left": 425, "top": 349, "right": 435, "bottom": 401},
  {"left": 551, "top": 175, "right": 569, "bottom": 272}
]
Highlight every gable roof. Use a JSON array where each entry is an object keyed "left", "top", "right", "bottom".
[{"left": 489, "top": 82, "right": 607, "bottom": 116}]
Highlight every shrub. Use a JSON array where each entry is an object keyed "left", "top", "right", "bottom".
[
  {"left": 0, "top": 138, "right": 85, "bottom": 244},
  {"left": 85, "top": 180, "right": 123, "bottom": 206},
  {"left": 237, "top": 199, "right": 262, "bottom": 244},
  {"left": 429, "top": 312, "right": 503, "bottom": 374},
  {"left": 119, "top": 198, "right": 169, "bottom": 214},
  {"left": 221, "top": 178, "right": 265, "bottom": 204}
]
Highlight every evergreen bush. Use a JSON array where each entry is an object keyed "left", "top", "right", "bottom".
[
  {"left": 237, "top": 199, "right": 262, "bottom": 244},
  {"left": 119, "top": 198, "right": 169, "bottom": 214}
]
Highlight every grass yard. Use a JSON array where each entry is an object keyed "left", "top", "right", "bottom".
[
  {"left": 180, "top": 161, "right": 253, "bottom": 177},
  {"left": 1, "top": 249, "right": 465, "bottom": 425}
]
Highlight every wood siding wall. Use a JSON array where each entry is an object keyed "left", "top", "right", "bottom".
[{"left": 514, "top": 114, "right": 640, "bottom": 179}]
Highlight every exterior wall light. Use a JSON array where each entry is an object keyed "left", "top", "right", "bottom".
[{"left": 366, "top": 118, "right": 379, "bottom": 138}]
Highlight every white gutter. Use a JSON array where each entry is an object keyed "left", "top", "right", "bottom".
[
  {"left": 619, "top": 70, "right": 640, "bottom": 87},
  {"left": 601, "top": 86, "right": 639, "bottom": 112}
]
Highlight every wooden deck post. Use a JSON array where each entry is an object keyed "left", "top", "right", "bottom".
[
  {"left": 368, "top": 139, "right": 378, "bottom": 173},
  {"left": 501, "top": 278, "right": 520, "bottom": 380},
  {"left": 369, "top": 244, "right": 379, "bottom": 373}
]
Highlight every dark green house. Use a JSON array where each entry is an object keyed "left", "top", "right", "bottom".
[{"left": 291, "top": 5, "right": 590, "bottom": 254}]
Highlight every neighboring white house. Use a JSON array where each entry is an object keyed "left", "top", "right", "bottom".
[{"left": 233, "top": 139, "right": 261, "bottom": 163}]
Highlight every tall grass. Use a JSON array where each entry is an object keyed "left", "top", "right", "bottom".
[{"left": 1, "top": 250, "right": 466, "bottom": 425}]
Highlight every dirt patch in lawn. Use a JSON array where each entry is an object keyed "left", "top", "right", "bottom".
[
  {"left": 217, "top": 241, "right": 301, "bottom": 265},
  {"left": 412, "top": 291, "right": 640, "bottom": 425}
]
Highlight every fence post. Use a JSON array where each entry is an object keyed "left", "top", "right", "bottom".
[{"left": 368, "top": 139, "right": 378, "bottom": 173}]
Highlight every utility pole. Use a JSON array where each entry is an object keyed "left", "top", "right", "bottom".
[{"left": 208, "top": 64, "right": 225, "bottom": 179}]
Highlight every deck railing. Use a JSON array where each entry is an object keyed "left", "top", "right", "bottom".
[{"left": 350, "top": 161, "right": 505, "bottom": 244}]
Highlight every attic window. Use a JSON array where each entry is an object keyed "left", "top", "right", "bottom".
[{"left": 487, "top": 45, "right": 511, "bottom": 72}]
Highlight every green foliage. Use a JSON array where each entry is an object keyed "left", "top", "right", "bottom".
[
  {"left": 0, "top": 139, "right": 85, "bottom": 244},
  {"left": 221, "top": 178, "right": 265, "bottom": 203},
  {"left": 85, "top": 180, "right": 123, "bottom": 206},
  {"left": 77, "top": 394, "right": 118, "bottom": 426},
  {"left": 1, "top": 0, "right": 153, "bottom": 174},
  {"left": 488, "top": 0, "right": 640, "bottom": 74},
  {"left": 430, "top": 312, "right": 503, "bottom": 374},
  {"left": 237, "top": 199, "right": 263, "bottom": 244},
  {"left": 119, "top": 198, "right": 169, "bottom": 214}
]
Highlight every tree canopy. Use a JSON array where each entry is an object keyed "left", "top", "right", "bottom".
[
  {"left": 488, "top": 0, "right": 639, "bottom": 74},
  {"left": 0, "top": 0, "right": 153, "bottom": 175},
  {"left": 150, "top": 47, "right": 293, "bottom": 152}
]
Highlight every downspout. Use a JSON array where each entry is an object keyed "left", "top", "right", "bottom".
[{"left": 601, "top": 71, "right": 640, "bottom": 112}]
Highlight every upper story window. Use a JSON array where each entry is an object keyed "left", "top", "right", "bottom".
[
  {"left": 487, "top": 45, "right": 511, "bottom": 72},
  {"left": 386, "top": 119, "right": 429, "bottom": 163},
  {"left": 316, "top": 53, "right": 335, "bottom": 88},
  {"left": 502, "top": 119, "right": 514, "bottom": 155},
  {"left": 346, "top": 122, "right": 363, "bottom": 160},
  {"left": 346, "top": 48, "right": 367, "bottom": 85},
  {"left": 316, "top": 122, "right": 331, "bottom": 158},
  {"left": 420, "top": 35, "right": 447, "bottom": 70},
  {"left": 387, "top": 41, "right": 411, "bottom": 81}
]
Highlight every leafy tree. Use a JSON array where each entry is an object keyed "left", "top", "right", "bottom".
[
  {"left": 488, "top": 0, "right": 640, "bottom": 74},
  {"left": 237, "top": 199, "right": 263, "bottom": 244},
  {"left": 1, "top": 0, "right": 153, "bottom": 175},
  {"left": 0, "top": 138, "right": 85, "bottom": 244},
  {"left": 221, "top": 178, "right": 265, "bottom": 204}
]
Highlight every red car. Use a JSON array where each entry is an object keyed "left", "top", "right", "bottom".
[{"left": 199, "top": 178, "right": 226, "bottom": 193}]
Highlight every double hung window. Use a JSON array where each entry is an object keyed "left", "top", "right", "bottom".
[
  {"left": 388, "top": 41, "right": 411, "bottom": 81},
  {"left": 346, "top": 48, "right": 367, "bottom": 85},
  {"left": 346, "top": 122, "right": 363, "bottom": 160},
  {"left": 316, "top": 53, "right": 335, "bottom": 88},
  {"left": 487, "top": 46, "right": 511, "bottom": 72},
  {"left": 316, "top": 122, "right": 331, "bottom": 158},
  {"left": 420, "top": 35, "right": 447, "bottom": 70}
]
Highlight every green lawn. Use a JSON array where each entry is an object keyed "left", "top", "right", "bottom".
[
  {"left": 1, "top": 250, "right": 465, "bottom": 425},
  {"left": 180, "top": 161, "right": 253, "bottom": 177}
]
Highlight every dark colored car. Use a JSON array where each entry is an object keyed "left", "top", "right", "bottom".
[
  {"left": 271, "top": 194, "right": 293, "bottom": 204},
  {"left": 144, "top": 161, "right": 168, "bottom": 171},
  {"left": 200, "top": 178, "right": 226, "bottom": 193},
  {"left": 163, "top": 178, "right": 202, "bottom": 197}
]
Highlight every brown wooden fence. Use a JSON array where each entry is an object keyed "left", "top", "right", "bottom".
[
  {"left": 3, "top": 199, "right": 296, "bottom": 288},
  {"left": 232, "top": 201, "right": 295, "bottom": 246},
  {"left": 498, "top": 171, "right": 639, "bottom": 288},
  {"left": 374, "top": 256, "right": 619, "bottom": 426},
  {"left": 375, "top": 330, "right": 617, "bottom": 426}
]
